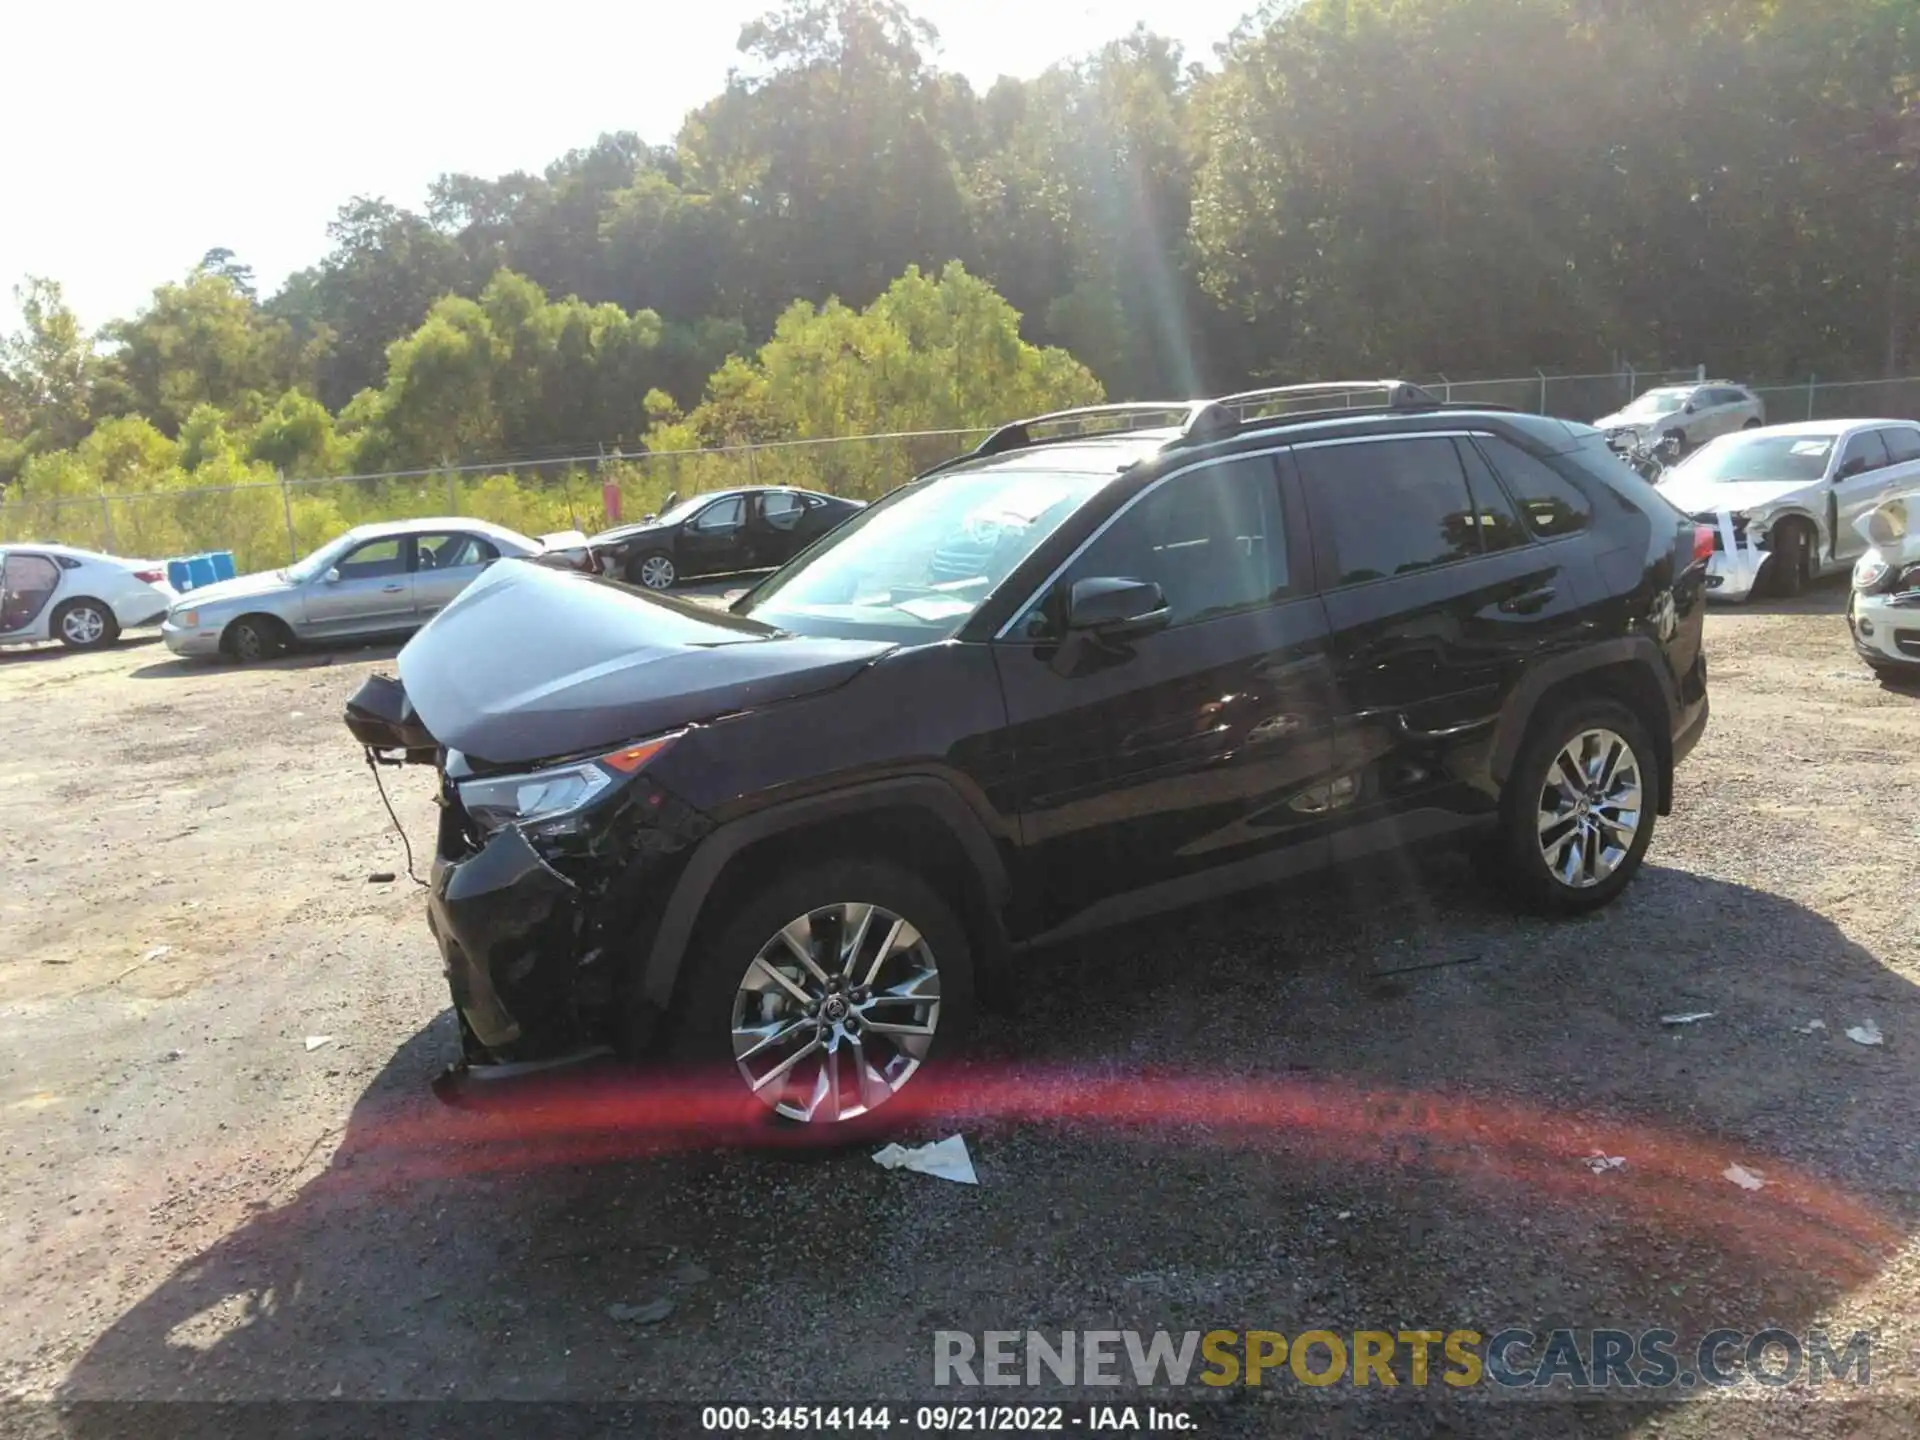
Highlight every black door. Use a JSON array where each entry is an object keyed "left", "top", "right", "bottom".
[
  {"left": 1294, "top": 432, "right": 1598, "bottom": 844},
  {"left": 992, "top": 453, "right": 1342, "bottom": 930},
  {"left": 677, "top": 494, "right": 751, "bottom": 578},
  {"left": 750, "top": 490, "right": 810, "bottom": 568}
]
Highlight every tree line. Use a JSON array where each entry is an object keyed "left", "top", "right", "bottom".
[{"left": 1, "top": 0, "right": 1915, "bottom": 556}]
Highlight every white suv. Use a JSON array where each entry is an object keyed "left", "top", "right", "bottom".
[{"left": 1593, "top": 382, "right": 1766, "bottom": 454}]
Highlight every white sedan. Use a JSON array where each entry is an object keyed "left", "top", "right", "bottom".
[
  {"left": 0, "top": 543, "right": 177, "bottom": 651},
  {"left": 1655, "top": 419, "right": 1920, "bottom": 600}
]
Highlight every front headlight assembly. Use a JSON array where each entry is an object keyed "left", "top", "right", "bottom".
[{"left": 457, "top": 732, "right": 681, "bottom": 837}]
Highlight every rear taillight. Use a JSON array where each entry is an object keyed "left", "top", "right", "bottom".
[
  {"left": 1692, "top": 525, "right": 1716, "bottom": 565},
  {"left": 134, "top": 568, "right": 163, "bottom": 583}
]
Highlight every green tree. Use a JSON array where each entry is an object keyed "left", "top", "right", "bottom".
[
  {"left": 98, "top": 272, "right": 298, "bottom": 435},
  {"left": 0, "top": 278, "right": 99, "bottom": 465}
]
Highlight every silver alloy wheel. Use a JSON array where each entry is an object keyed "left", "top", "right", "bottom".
[
  {"left": 730, "top": 902, "right": 941, "bottom": 1123},
  {"left": 637, "top": 554, "right": 676, "bottom": 590},
  {"left": 61, "top": 605, "right": 106, "bottom": 645},
  {"left": 1536, "top": 727, "right": 1644, "bottom": 889}
]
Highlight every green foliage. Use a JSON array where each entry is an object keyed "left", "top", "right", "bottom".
[{"left": 5, "top": 0, "right": 1920, "bottom": 561}]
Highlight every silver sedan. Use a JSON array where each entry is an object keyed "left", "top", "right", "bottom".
[{"left": 161, "top": 517, "right": 584, "bottom": 662}]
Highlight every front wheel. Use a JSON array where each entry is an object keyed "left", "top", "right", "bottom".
[
  {"left": 224, "top": 615, "right": 286, "bottom": 663},
  {"left": 54, "top": 599, "right": 119, "bottom": 650},
  {"left": 1495, "top": 700, "right": 1659, "bottom": 915},
  {"left": 666, "top": 859, "right": 975, "bottom": 1142},
  {"left": 1768, "top": 521, "right": 1812, "bottom": 599},
  {"left": 629, "top": 551, "right": 676, "bottom": 591}
]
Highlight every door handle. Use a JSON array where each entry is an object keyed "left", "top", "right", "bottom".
[
  {"left": 1497, "top": 586, "right": 1556, "bottom": 615},
  {"left": 382, "top": 584, "right": 405, "bottom": 594}
]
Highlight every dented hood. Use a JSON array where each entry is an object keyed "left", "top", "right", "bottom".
[{"left": 397, "top": 559, "right": 895, "bottom": 764}]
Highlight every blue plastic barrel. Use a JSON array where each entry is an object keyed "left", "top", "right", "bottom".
[
  {"left": 166, "top": 558, "right": 192, "bottom": 592},
  {"left": 208, "top": 551, "right": 237, "bottom": 582},
  {"left": 186, "top": 554, "right": 217, "bottom": 590}
]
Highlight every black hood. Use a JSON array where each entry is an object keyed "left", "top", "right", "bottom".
[{"left": 397, "top": 559, "right": 895, "bottom": 764}]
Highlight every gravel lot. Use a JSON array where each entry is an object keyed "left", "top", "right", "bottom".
[{"left": 2, "top": 583, "right": 1919, "bottom": 1436}]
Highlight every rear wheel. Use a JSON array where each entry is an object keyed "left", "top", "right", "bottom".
[
  {"left": 1742, "top": 418, "right": 1763, "bottom": 430},
  {"left": 666, "top": 858, "right": 975, "bottom": 1144},
  {"left": 1768, "top": 520, "right": 1813, "bottom": 599},
  {"left": 629, "top": 551, "right": 676, "bottom": 590},
  {"left": 54, "top": 599, "right": 118, "bottom": 651},
  {"left": 1495, "top": 699, "right": 1659, "bottom": 915},
  {"left": 224, "top": 614, "right": 287, "bottom": 663}
]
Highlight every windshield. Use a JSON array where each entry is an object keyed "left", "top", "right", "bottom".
[
  {"left": 1622, "top": 389, "right": 1689, "bottom": 418},
  {"left": 285, "top": 534, "right": 356, "bottom": 582},
  {"left": 739, "top": 466, "right": 1111, "bottom": 641},
  {"left": 1669, "top": 433, "right": 1834, "bottom": 485}
]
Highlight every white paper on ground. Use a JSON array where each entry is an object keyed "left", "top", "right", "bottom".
[
  {"left": 1847, "top": 1021, "right": 1884, "bottom": 1046},
  {"left": 1723, "top": 1163, "right": 1766, "bottom": 1191},
  {"left": 1661, "top": 1012, "right": 1715, "bottom": 1026},
  {"left": 304, "top": 1035, "right": 334, "bottom": 1052},
  {"left": 1586, "top": 1152, "right": 1626, "bottom": 1174},
  {"left": 872, "top": 1134, "right": 979, "bottom": 1185}
]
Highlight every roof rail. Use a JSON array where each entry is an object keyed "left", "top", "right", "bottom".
[
  {"left": 973, "top": 402, "right": 1208, "bottom": 458},
  {"left": 1214, "top": 380, "right": 1445, "bottom": 415}
]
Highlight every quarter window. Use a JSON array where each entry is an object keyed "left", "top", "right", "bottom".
[
  {"left": 1045, "top": 456, "right": 1288, "bottom": 631},
  {"left": 1473, "top": 435, "right": 1593, "bottom": 539},
  {"left": 1297, "top": 438, "right": 1482, "bottom": 585}
]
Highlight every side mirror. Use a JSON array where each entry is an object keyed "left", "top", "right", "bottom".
[
  {"left": 1683, "top": 402, "right": 1697, "bottom": 415},
  {"left": 323, "top": 567, "right": 341, "bottom": 584},
  {"left": 1064, "top": 577, "right": 1170, "bottom": 638}
]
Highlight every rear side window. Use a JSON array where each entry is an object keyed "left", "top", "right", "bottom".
[
  {"left": 1297, "top": 438, "right": 1481, "bottom": 586},
  {"left": 1473, "top": 434, "right": 1594, "bottom": 538},
  {"left": 1452, "top": 440, "right": 1528, "bottom": 553},
  {"left": 1880, "top": 427, "right": 1920, "bottom": 465},
  {"left": 1840, "top": 431, "right": 1892, "bottom": 475}
]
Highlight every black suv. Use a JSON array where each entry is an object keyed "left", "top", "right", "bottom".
[{"left": 345, "top": 382, "right": 1711, "bottom": 1129}]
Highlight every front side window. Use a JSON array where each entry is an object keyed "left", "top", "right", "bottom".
[
  {"left": 1623, "top": 389, "right": 1689, "bottom": 419},
  {"left": 1878, "top": 427, "right": 1920, "bottom": 465},
  {"left": 1840, "top": 431, "right": 1891, "bottom": 477},
  {"left": 690, "top": 496, "right": 746, "bottom": 532},
  {"left": 1036, "top": 456, "right": 1288, "bottom": 634},
  {"left": 741, "top": 465, "right": 1111, "bottom": 641},
  {"left": 336, "top": 538, "right": 406, "bottom": 579},
  {"left": 1298, "top": 438, "right": 1482, "bottom": 585}
]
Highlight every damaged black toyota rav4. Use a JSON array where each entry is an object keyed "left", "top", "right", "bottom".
[{"left": 345, "top": 382, "right": 1710, "bottom": 1130}]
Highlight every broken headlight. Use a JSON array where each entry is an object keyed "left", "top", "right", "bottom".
[{"left": 457, "top": 733, "right": 680, "bottom": 837}]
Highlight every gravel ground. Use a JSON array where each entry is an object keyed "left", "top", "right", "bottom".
[{"left": 2, "top": 584, "right": 1919, "bottom": 1437}]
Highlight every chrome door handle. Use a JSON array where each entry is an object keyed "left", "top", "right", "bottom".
[
  {"left": 1498, "top": 586, "right": 1556, "bottom": 615},
  {"left": 381, "top": 585, "right": 405, "bottom": 593}
]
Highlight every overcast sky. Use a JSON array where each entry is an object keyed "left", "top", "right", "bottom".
[{"left": 6, "top": 0, "right": 1261, "bottom": 333}]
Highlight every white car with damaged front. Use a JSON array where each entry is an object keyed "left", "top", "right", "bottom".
[{"left": 1654, "top": 420, "right": 1920, "bottom": 600}]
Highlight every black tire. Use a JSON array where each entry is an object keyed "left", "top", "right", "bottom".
[
  {"left": 53, "top": 598, "right": 119, "bottom": 651},
  {"left": 223, "top": 614, "right": 287, "bottom": 663},
  {"left": 1493, "top": 698, "right": 1660, "bottom": 915},
  {"left": 664, "top": 857, "right": 976, "bottom": 1145},
  {"left": 1768, "top": 520, "right": 1813, "bottom": 599},
  {"left": 628, "top": 551, "right": 677, "bottom": 591},
  {"left": 1663, "top": 429, "right": 1691, "bottom": 457},
  {"left": 1742, "top": 418, "right": 1764, "bottom": 430}
]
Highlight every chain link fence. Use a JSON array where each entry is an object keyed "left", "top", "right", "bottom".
[{"left": 9, "top": 364, "right": 1920, "bottom": 573}]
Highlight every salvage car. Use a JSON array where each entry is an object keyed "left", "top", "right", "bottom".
[
  {"left": 1592, "top": 381, "right": 1765, "bottom": 455},
  {"left": 1848, "top": 492, "right": 1920, "bottom": 677},
  {"left": 1655, "top": 419, "right": 1920, "bottom": 599},
  {"left": 0, "top": 543, "right": 175, "bottom": 651},
  {"left": 163, "top": 517, "right": 590, "bottom": 662},
  {"left": 344, "top": 382, "right": 1710, "bottom": 1132},
  {"left": 589, "top": 486, "right": 864, "bottom": 590}
]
